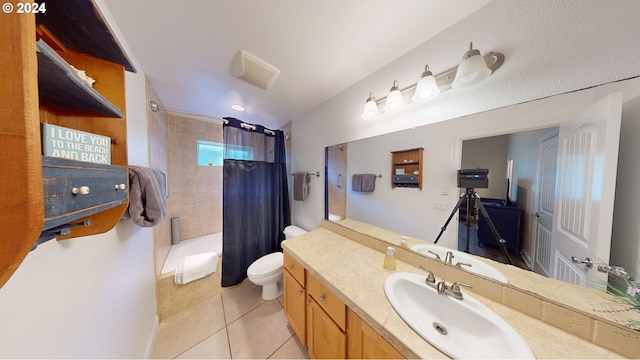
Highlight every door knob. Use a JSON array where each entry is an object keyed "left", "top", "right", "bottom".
[{"left": 571, "top": 256, "right": 593, "bottom": 268}]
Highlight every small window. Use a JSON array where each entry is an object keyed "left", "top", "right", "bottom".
[
  {"left": 197, "top": 140, "right": 224, "bottom": 166},
  {"left": 197, "top": 140, "right": 254, "bottom": 166}
]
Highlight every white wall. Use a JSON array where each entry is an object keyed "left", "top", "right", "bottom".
[
  {"left": 292, "top": 0, "right": 640, "bottom": 278},
  {"left": 0, "top": 2, "right": 157, "bottom": 358},
  {"left": 461, "top": 135, "right": 509, "bottom": 199}
]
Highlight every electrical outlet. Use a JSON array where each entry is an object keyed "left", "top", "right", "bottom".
[
  {"left": 440, "top": 185, "right": 449, "bottom": 195},
  {"left": 433, "top": 202, "right": 447, "bottom": 211}
]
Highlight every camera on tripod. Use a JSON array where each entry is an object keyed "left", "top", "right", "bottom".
[
  {"left": 457, "top": 168, "right": 489, "bottom": 189},
  {"left": 435, "top": 168, "right": 514, "bottom": 265}
]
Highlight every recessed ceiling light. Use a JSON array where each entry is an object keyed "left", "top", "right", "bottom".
[{"left": 231, "top": 104, "right": 245, "bottom": 112}]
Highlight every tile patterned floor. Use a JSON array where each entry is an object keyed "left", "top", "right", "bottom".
[{"left": 151, "top": 279, "right": 308, "bottom": 359}]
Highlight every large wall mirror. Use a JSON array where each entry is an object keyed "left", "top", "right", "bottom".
[{"left": 325, "top": 85, "right": 640, "bottom": 332}]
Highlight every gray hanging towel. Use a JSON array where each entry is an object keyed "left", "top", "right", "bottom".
[
  {"left": 361, "top": 174, "right": 377, "bottom": 192},
  {"left": 352, "top": 174, "right": 363, "bottom": 192},
  {"left": 293, "top": 172, "right": 310, "bottom": 201},
  {"left": 123, "top": 166, "right": 168, "bottom": 227}
]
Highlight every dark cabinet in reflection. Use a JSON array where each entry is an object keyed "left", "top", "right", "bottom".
[{"left": 477, "top": 198, "right": 523, "bottom": 254}]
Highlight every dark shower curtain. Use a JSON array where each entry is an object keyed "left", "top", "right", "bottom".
[{"left": 221, "top": 117, "right": 291, "bottom": 287}]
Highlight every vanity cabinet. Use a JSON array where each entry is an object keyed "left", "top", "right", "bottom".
[
  {"left": 391, "top": 148, "right": 423, "bottom": 189},
  {"left": 306, "top": 273, "right": 347, "bottom": 359},
  {"left": 0, "top": 0, "right": 134, "bottom": 288},
  {"left": 347, "top": 309, "right": 404, "bottom": 359},
  {"left": 283, "top": 250, "right": 405, "bottom": 359},
  {"left": 283, "top": 252, "right": 307, "bottom": 344}
]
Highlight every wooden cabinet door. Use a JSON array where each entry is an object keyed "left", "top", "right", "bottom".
[
  {"left": 306, "top": 296, "right": 346, "bottom": 359},
  {"left": 347, "top": 309, "right": 404, "bottom": 359},
  {"left": 284, "top": 251, "right": 305, "bottom": 285},
  {"left": 283, "top": 269, "right": 306, "bottom": 345}
]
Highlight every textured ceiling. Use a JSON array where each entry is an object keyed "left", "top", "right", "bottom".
[{"left": 103, "top": 0, "right": 491, "bottom": 129}]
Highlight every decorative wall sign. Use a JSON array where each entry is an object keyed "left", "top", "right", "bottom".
[{"left": 42, "top": 123, "right": 111, "bottom": 164}]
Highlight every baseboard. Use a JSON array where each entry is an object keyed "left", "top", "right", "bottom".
[{"left": 143, "top": 315, "right": 160, "bottom": 359}]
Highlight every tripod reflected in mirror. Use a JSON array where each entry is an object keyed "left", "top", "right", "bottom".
[{"left": 434, "top": 170, "right": 514, "bottom": 266}]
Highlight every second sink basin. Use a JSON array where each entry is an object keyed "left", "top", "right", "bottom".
[
  {"left": 410, "top": 243, "right": 509, "bottom": 284},
  {"left": 384, "top": 272, "right": 535, "bottom": 359}
]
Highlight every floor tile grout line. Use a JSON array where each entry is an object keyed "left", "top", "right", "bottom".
[
  {"left": 266, "top": 334, "right": 295, "bottom": 359},
  {"left": 168, "top": 293, "right": 229, "bottom": 360},
  {"left": 154, "top": 282, "right": 294, "bottom": 360},
  {"left": 220, "top": 291, "right": 233, "bottom": 359}
]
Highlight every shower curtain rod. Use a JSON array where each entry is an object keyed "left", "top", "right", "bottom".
[
  {"left": 149, "top": 101, "right": 287, "bottom": 137},
  {"left": 149, "top": 101, "right": 228, "bottom": 124}
]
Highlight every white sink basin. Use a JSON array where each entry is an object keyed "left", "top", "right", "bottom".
[
  {"left": 410, "top": 243, "right": 509, "bottom": 284},
  {"left": 384, "top": 272, "right": 535, "bottom": 359}
]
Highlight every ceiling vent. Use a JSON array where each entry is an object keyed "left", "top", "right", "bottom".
[{"left": 230, "top": 50, "right": 280, "bottom": 90}]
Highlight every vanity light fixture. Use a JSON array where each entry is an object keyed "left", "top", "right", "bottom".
[
  {"left": 412, "top": 65, "right": 440, "bottom": 103},
  {"left": 451, "top": 42, "right": 492, "bottom": 88},
  {"left": 361, "top": 42, "right": 504, "bottom": 120},
  {"left": 361, "top": 92, "right": 379, "bottom": 120},
  {"left": 383, "top": 80, "right": 405, "bottom": 112}
]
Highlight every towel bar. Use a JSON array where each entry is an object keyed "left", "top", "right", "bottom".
[
  {"left": 158, "top": 169, "right": 169, "bottom": 199},
  {"left": 290, "top": 171, "right": 320, "bottom": 178}
]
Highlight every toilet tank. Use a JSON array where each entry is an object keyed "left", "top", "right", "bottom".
[{"left": 284, "top": 225, "right": 307, "bottom": 239}]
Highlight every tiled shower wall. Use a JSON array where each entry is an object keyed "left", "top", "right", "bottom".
[{"left": 167, "top": 114, "right": 223, "bottom": 241}]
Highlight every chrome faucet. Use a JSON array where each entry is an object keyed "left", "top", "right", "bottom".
[
  {"left": 434, "top": 280, "right": 473, "bottom": 300},
  {"left": 427, "top": 250, "right": 441, "bottom": 261},
  {"left": 444, "top": 251, "right": 454, "bottom": 264},
  {"left": 420, "top": 265, "right": 438, "bottom": 290},
  {"left": 446, "top": 282, "right": 473, "bottom": 300}
]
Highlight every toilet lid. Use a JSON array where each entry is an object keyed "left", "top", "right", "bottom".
[{"left": 247, "top": 252, "right": 283, "bottom": 277}]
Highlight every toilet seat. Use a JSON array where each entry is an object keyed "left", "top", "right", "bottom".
[{"left": 247, "top": 252, "right": 283, "bottom": 278}]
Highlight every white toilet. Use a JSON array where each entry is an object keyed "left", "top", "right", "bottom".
[{"left": 247, "top": 225, "right": 307, "bottom": 300}]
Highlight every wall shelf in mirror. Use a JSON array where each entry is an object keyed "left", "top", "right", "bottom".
[{"left": 391, "top": 147, "right": 423, "bottom": 189}]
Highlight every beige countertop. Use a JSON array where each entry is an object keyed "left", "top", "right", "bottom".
[
  {"left": 282, "top": 227, "right": 626, "bottom": 359},
  {"left": 336, "top": 218, "right": 640, "bottom": 335}
]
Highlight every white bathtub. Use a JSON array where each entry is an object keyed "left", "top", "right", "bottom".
[{"left": 161, "top": 232, "right": 223, "bottom": 275}]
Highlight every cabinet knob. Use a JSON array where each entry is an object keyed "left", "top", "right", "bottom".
[
  {"left": 289, "top": 264, "right": 294, "bottom": 269},
  {"left": 306, "top": 300, "right": 311, "bottom": 306},
  {"left": 72, "top": 186, "right": 91, "bottom": 195},
  {"left": 319, "top": 295, "right": 325, "bottom": 303},
  {"left": 115, "top": 183, "right": 126, "bottom": 190},
  {"left": 297, "top": 289, "right": 303, "bottom": 295}
]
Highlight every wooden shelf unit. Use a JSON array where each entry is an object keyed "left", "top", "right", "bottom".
[
  {"left": 0, "top": 0, "right": 135, "bottom": 289},
  {"left": 391, "top": 148, "right": 423, "bottom": 189}
]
